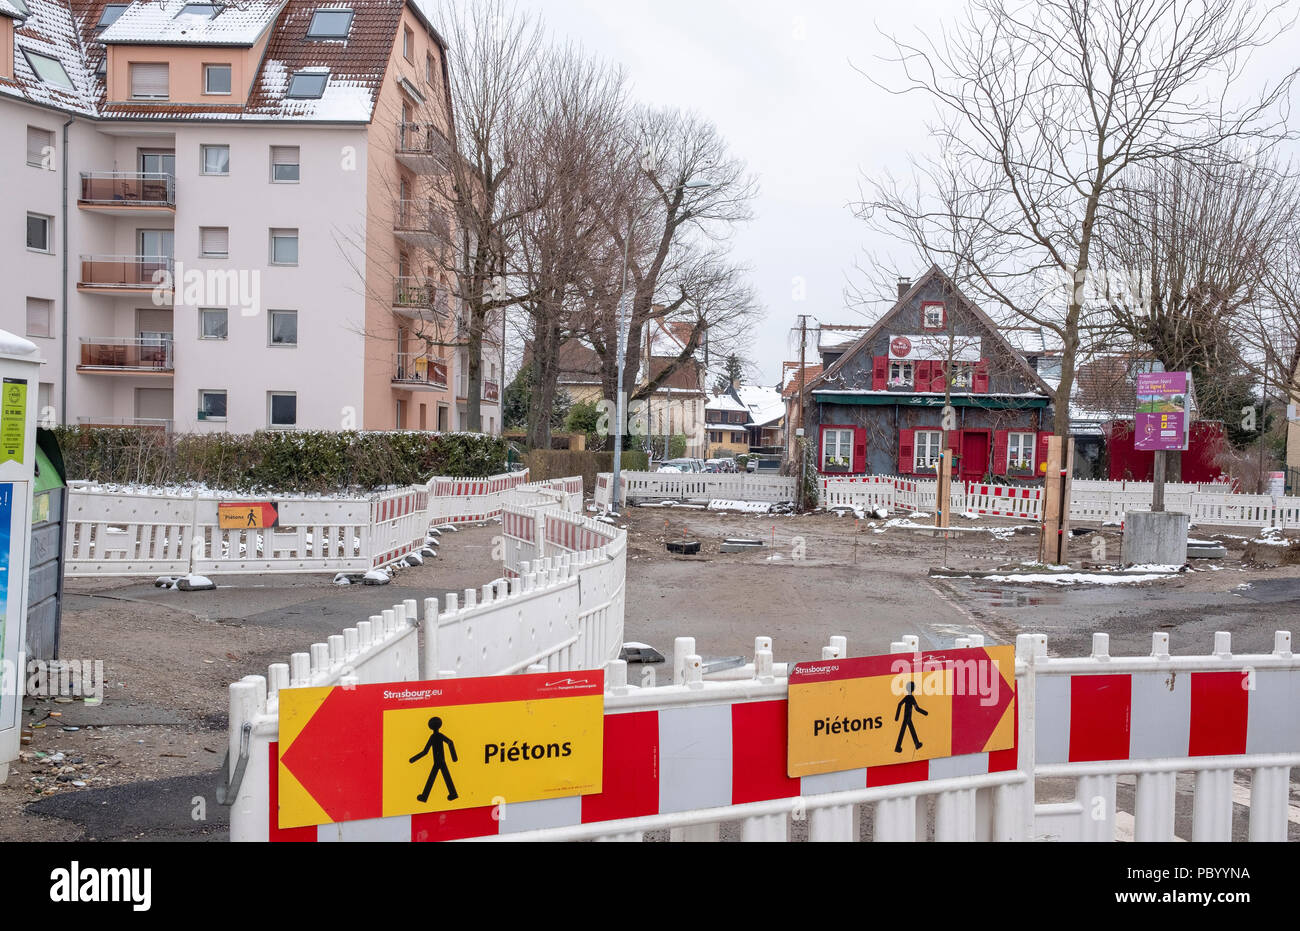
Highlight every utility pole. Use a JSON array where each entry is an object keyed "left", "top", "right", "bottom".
[{"left": 797, "top": 314, "right": 809, "bottom": 512}]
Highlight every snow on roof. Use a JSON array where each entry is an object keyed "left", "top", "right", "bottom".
[
  {"left": 98, "top": 0, "right": 284, "bottom": 46},
  {"left": 736, "top": 385, "right": 784, "bottom": 426},
  {"left": 706, "top": 393, "right": 748, "bottom": 413},
  {"left": 818, "top": 324, "right": 870, "bottom": 353},
  {"left": 2, "top": 0, "right": 100, "bottom": 115},
  {"left": 1003, "top": 325, "right": 1063, "bottom": 356}
]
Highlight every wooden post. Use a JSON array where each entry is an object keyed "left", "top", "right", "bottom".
[
  {"left": 1056, "top": 437, "right": 1075, "bottom": 565},
  {"left": 935, "top": 449, "right": 952, "bottom": 530},
  {"left": 1039, "top": 436, "right": 1064, "bottom": 565}
]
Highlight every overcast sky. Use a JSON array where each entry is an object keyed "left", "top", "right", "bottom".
[{"left": 514, "top": 0, "right": 1298, "bottom": 390}]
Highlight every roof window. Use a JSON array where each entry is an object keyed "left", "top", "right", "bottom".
[
  {"left": 306, "top": 9, "right": 353, "bottom": 39},
  {"left": 286, "top": 70, "right": 328, "bottom": 98},
  {"left": 23, "top": 51, "right": 74, "bottom": 90},
  {"left": 97, "top": 4, "right": 128, "bottom": 28}
]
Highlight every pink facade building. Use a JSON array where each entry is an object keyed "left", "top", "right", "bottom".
[{"left": 1, "top": 0, "right": 500, "bottom": 434}]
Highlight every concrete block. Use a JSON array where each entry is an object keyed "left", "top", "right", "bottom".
[{"left": 1121, "top": 511, "right": 1189, "bottom": 567}]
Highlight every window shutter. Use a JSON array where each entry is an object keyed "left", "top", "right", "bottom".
[
  {"left": 930, "top": 361, "right": 946, "bottom": 393},
  {"left": 946, "top": 429, "right": 961, "bottom": 451},
  {"left": 200, "top": 227, "right": 228, "bottom": 255},
  {"left": 973, "top": 359, "right": 989, "bottom": 393},
  {"left": 1036, "top": 431, "right": 1053, "bottom": 477},
  {"left": 873, "top": 356, "right": 888, "bottom": 390},
  {"left": 130, "top": 62, "right": 169, "bottom": 99},
  {"left": 898, "top": 428, "right": 915, "bottom": 475},
  {"left": 852, "top": 426, "right": 867, "bottom": 474},
  {"left": 817, "top": 425, "right": 829, "bottom": 472},
  {"left": 993, "top": 430, "right": 1009, "bottom": 474},
  {"left": 26, "top": 127, "right": 51, "bottom": 165},
  {"left": 271, "top": 145, "right": 297, "bottom": 165},
  {"left": 916, "top": 361, "right": 931, "bottom": 388}
]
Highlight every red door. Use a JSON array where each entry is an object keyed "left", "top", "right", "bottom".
[{"left": 960, "top": 430, "right": 991, "bottom": 482}]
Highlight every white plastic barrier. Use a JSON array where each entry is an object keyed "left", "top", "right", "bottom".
[
  {"left": 619, "top": 472, "right": 797, "bottom": 505},
  {"left": 229, "top": 628, "right": 1297, "bottom": 842}
]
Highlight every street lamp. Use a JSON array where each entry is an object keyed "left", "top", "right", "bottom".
[{"left": 610, "top": 177, "right": 712, "bottom": 512}]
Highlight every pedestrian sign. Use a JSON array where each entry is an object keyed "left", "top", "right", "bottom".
[
  {"left": 786, "top": 645, "right": 1015, "bottom": 777},
  {"left": 217, "top": 501, "right": 278, "bottom": 529},
  {"left": 276, "top": 671, "right": 604, "bottom": 829}
]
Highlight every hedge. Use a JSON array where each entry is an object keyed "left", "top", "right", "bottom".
[{"left": 52, "top": 428, "right": 507, "bottom": 494}]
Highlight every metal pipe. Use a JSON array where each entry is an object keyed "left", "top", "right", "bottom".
[{"left": 60, "top": 116, "right": 73, "bottom": 427}]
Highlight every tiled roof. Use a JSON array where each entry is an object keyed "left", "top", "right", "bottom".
[
  {"left": 648, "top": 356, "right": 704, "bottom": 394},
  {"left": 781, "top": 362, "right": 822, "bottom": 399},
  {"left": 98, "top": 0, "right": 284, "bottom": 46},
  {"left": 9, "top": 0, "right": 421, "bottom": 122}
]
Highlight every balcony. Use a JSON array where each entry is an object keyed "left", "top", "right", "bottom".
[
  {"left": 457, "top": 377, "right": 500, "bottom": 403},
  {"left": 393, "top": 353, "right": 448, "bottom": 391},
  {"left": 78, "top": 255, "right": 173, "bottom": 296},
  {"left": 77, "top": 337, "right": 174, "bottom": 375},
  {"left": 392, "top": 277, "right": 449, "bottom": 321},
  {"left": 76, "top": 416, "right": 173, "bottom": 432},
  {"left": 395, "top": 122, "right": 451, "bottom": 173},
  {"left": 78, "top": 172, "right": 176, "bottom": 216},
  {"left": 395, "top": 199, "right": 451, "bottom": 249}
]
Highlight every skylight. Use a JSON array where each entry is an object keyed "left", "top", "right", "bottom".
[
  {"left": 23, "top": 51, "right": 74, "bottom": 90},
  {"left": 97, "top": 3, "right": 128, "bottom": 28},
  {"left": 9, "top": 0, "right": 28, "bottom": 16},
  {"left": 306, "top": 9, "right": 353, "bottom": 39},
  {"left": 286, "top": 71, "right": 328, "bottom": 99},
  {"left": 175, "top": 2, "right": 221, "bottom": 20}
]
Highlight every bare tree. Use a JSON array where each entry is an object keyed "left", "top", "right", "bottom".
[{"left": 860, "top": 0, "right": 1298, "bottom": 436}]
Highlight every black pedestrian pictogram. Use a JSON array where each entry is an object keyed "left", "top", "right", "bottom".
[
  {"left": 410, "top": 716, "right": 459, "bottom": 802},
  {"left": 894, "top": 682, "right": 928, "bottom": 753},
  {"left": 246, "top": 509, "right": 257, "bottom": 527}
]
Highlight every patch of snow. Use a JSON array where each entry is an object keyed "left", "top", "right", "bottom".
[
  {"left": 709, "top": 500, "right": 772, "bottom": 514},
  {"left": 977, "top": 572, "right": 1173, "bottom": 585}
]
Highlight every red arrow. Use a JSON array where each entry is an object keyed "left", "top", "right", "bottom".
[
  {"left": 950, "top": 657, "right": 1015, "bottom": 757},
  {"left": 280, "top": 687, "right": 382, "bottom": 824}
]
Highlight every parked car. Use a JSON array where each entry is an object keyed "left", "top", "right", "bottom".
[{"left": 663, "top": 458, "right": 702, "bottom": 473}]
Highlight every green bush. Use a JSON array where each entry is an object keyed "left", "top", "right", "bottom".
[{"left": 52, "top": 428, "right": 507, "bottom": 494}]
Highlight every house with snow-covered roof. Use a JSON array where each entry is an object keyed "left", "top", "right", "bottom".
[{"left": 1, "top": 0, "right": 502, "bottom": 435}]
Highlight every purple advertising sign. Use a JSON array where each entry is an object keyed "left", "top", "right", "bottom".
[{"left": 1135, "top": 372, "right": 1191, "bottom": 452}]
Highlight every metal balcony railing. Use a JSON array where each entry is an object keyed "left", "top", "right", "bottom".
[
  {"left": 393, "top": 353, "right": 448, "bottom": 389},
  {"left": 79, "top": 255, "right": 173, "bottom": 289},
  {"left": 396, "top": 122, "right": 450, "bottom": 156},
  {"left": 394, "top": 277, "right": 434, "bottom": 308},
  {"left": 78, "top": 337, "right": 174, "bottom": 372},
  {"left": 395, "top": 199, "right": 450, "bottom": 239},
  {"left": 76, "top": 416, "right": 173, "bottom": 432},
  {"left": 79, "top": 172, "right": 175, "bottom": 207}
]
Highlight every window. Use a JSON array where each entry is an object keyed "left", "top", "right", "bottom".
[
  {"left": 270, "top": 146, "right": 300, "bottom": 182},
  {"left": 97, "top": 4, "right": 128, "bottom": 28},
  {"left": 269, "top": 392, "right": 297, "bottom": 428},
  {"left": 176, "top": 3, "right": 221, "bottom": 19},
  {"left": 403, "top": 25, "right": 413, "bottom": 61},
  {"left": 199, "top": 389, "right": 228, "bottom": 420},
  {"left": 922, "top": 302, "right": 945, "bottom": 329},
  {"left": 201, "top": 144, "right": 229, "bottom": 175},
  {"left": 25, "top": 298, "right": 52, "bottom": 338},
  {"left": 23, "top": 51, "right": 72, "bottom": 90},
  {"left": 26, "top": 213, "right": 52, "bottom": 252},
  {"left": 915, "top": 430, "right": 943, "bottom": 470},
  {"left": 306, "top": 9, "right": 353, "bottom": 38},
  {"left": 204, "top": 64, "right": 232, "bottom": 95},
  {"left": 822, "top": 428, "right": 853, "bottom": 472},
  {"left": 129, "top": 62, "right": 169, "bottom": 99},
  {"left": 395, "top": 399, "right": 406, "bottom": 430},
  {"left": 286, "top": 70, "right": 328, "bottom": 98},
  {"left": 948, "top": 362, "right": 974, "bottom": 389},
  {"left": 1008, "top": 433, "right": 1036, "bottom": 472},
  {"left": 200, "top": 308, "right": 228, "bottom": 339},
  {"left": 426, "top": 52, "right": 435, "bottom": 85},
  {"left": 26, "top": 127, "right": 53, "bottom": 168},
  {"left": 888, "top": 361, "right": 914, "bottom": 388},
  {"left": 270, "top": 229, "right": 299, "bottom": 265},
  {"left": 269, "top": 310, "right": 297, "bottom": 346},
  {"left": 199, "top": 227, "right": 229, "bottom": 257}
]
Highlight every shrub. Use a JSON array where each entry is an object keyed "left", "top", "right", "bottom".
[{"left": 52, "top": 428, "right": 507, "bottom": 494}]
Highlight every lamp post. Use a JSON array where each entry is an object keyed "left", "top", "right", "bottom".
[{"left": 610, "top": 177, "right": 711, "bottom": 512}]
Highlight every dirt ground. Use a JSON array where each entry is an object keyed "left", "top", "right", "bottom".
[{"left": 2, "top": 506, "right": 1295, "bottom": 840}]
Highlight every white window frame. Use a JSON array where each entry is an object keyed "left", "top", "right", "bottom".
[
  {"left": 199, "top": 389, "right": 228, "bottom": 421},
  {"left": 923, "top": 303, "right": 945, "bottom": 329},
  {"left": 403, "top": 25, "right": 413, "bottom": 61},
  {"left": 268, "top": 310, "right": 297, "bottom": 347},
  {"left": 915, "top": 430, "right": 943, "bottom": 471},
  {"left": 25, "top": 51, "right": 74, "bottom": 90},
  {"left": 199, "top": 308, "right": 228, "bottom": 340},
  {"left": 26, "top": 213, "right": 52, "bottom": 253},
  {"left": 200, "top": 144, "right": 230, "bottom": 176},
  {"left": 270, "top": 145, "right": 300, "bottom": 183},
  {"left": 1008, "top": 432, "right": 1036, "bottom": 472},
  {"left": 26, "top": 126, "right": 54, "bottom": 169},
  {"left": 268, "top": 391, "right": 297, "bottom": 429},
  {"left": 888, "top": 361, "right": 914, "bottom": 387},
  {"left": 204, "top": 64, "right": 232, "bottom": 95},
  {"left": 821, "top": 428, "right": 853, "bottom": 471},
  {"left": 269, "top": 229, "right": 299, "bottom": 266},
  {"left": 949, "top": 362, "right": 974, "bottom": 389}
]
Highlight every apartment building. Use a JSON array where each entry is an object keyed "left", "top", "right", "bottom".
[{"left": 1, "top": 0, "right": 500, "bottom": 434}]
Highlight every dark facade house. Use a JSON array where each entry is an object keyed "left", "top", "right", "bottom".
[{"left": 804, "top": 266, "right": 1056, "bottom": 481}]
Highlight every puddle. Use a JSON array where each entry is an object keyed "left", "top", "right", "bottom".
[{"left": 970, "top": 587, "right": 1058, "bottom": 608}]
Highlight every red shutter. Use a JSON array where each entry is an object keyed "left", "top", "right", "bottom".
[
  {"left": 898, "top": 429, "right": 915, "bottom": 475},
  {"left": 930, "top": 361, "right": 947, "bottom": 393},
  {"left": 915, "top": 361, "right": 931, "bottom": 389},
  {"left": 1036, "top": 431, "right": 1053, "bottom": 477},
  {"left": 817, "top": 425, "right": 828, "bottom": 472},
  {"left": 852, "top": 426, "right": 867, "bottom": 474},
  {"left": 873, "top": 356, "right": 888, "bottom": 390},
  {"left": 973, "top": 360, "right": 989, "bottom": 393},
  {"left": 946, "top": 429, "right": 961, "bottom": 451},
  {"left": 993, "top": 430, "right": 1009, "bottom": 475}
]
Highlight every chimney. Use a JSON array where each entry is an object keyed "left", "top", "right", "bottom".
[{"left": 897, "top": 277, "right": 912, "bottom": 300}]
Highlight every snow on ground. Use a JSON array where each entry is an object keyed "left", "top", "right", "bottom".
[{"left": 954, "top": 571, "right": 1175, "bottom": 585}]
